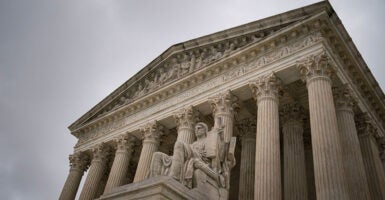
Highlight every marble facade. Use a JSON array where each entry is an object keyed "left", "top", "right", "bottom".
[{"left": 60, "top": 2, "right": 385, "bottom": 200}]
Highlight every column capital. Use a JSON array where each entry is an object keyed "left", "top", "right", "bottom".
[
  {"left": 69, "top": 152, "right": 90, "bottom": 172},
  {"left": 91, "top": 143, "right": 112, "bottom": 162},
  {"left": 297, "top": 51, "right": 335, "bottom": 85},
  {"left": 236, "top": 118, "right": 256, "bottom": 140},
  {"left": 249, "top": 73, "right": 281, "bottom": 103},
  {"left": 114, "top": 134, "right": 136, "bottom": 153},
  {"left": 208, "top": 90, "right": 239, "bottom": 116},
  {"left": 356, "top": 113, "right": 378, "bottom": 138},
  {"left": 173, "top": 106, "right": 200, "bottom": 129},
  {"left": 140, "top": 121, "right": 164, "bottom": 144},
  {"left": 280, "top": 101, "right": 305, "bottom": 126},
  {"left": 333, "top": 84, "right": 357, "bottom": 111}
]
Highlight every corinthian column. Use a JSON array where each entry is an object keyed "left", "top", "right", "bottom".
[
  {"left": 280, "top": 102, "right": 308, "bottom": 200},
  {"left": 174, "top": 106, "right": 199, "bottom": 144},
  {"left": 298, "top": 52, "right": 349, "bottom": 200},
  {"left": 333, "top": 85, "right": 371, "bottom": 199},
  {"left": 249, "top": 73, "right": 281, "bottom": 200},
  {"left": 209, "top": 90, "right": 239, "bottom": 143},
  {"left": 103, "top": 134, "right": 135, "bottom": 194},
  {"left": 133, "top": 121, "right": 163, "bottom": 182},
  {"left": 79, "top": 144, "right": 111, "bottom": 200},
  {"left": 357, "top": 114, "right": 385, "bottom": 199},
  {"left": 59, "top": 153, "right": 89, "bottom": 200},
  {"left": 237, "top": 119, "right": 256, "bottom": 200}
]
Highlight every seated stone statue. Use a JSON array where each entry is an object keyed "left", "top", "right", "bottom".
[{"left": 149, "top": 122, "right": 236, "bottom": 190}]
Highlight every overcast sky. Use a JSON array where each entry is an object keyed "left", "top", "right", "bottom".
[{"left": 0, "top": 0, "right": 384, "bottom": 199}]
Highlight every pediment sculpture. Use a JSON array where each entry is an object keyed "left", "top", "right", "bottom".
[{"left": 149, "top": 121, "right": 236, "bottom": 199}]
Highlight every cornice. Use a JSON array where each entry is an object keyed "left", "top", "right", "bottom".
[{"left": 68, "top": 1, "right": 332, "bottom": 133}]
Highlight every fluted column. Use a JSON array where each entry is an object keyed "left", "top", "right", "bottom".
[
  {"left": 103, "top": 134, "right": 135, "bottom": 194},
  {"left": 133, "top": 121, "right": 163, "bottom": 182},
  {"left": 298, "top": 52, "right": 349, "bottom": 199},
  {"left": 209, "top": 90, "right": 239, "bottom": 143},
  {"left": 237, "top": 119, "right": 256, "bottom": 200},
  {"left": 59, "top": 153, "right": 89, "bottom": 200},
  {"left": 249, "top": 73, "right": 281, "bottom": 200},
  {"left": 280, "top": 102, "right": 308, "bottom": 200},
  {"left": 174, "top": 106, "right": 199, "bottom": 144},
  {"left": 79, "top": 144, "right": 111, "bottom": 200},
  {"left": 333, "top": 85, "right": 371, "bottom": 199},
  {"left": 357, "top": 114, "right": 385, "bottom": 199}
]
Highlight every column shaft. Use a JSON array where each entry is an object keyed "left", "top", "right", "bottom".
[
  {"left": 133, "top": 121, "right": 161, "bottom": 182},
  {"left": 335, "top": 95, "right": 370, "bottom": 199},
  {"left": 103, "top": 135, "right": 134, "bottom": 194},
  {"left": 174, "top": 106, "right": 198, "bottom": 144},
  {"left": 360, "top": 134, "right": 385, "bottom": 199},
  {"left": 249, "top": 73, "right": 281, "bottom": 200},
  {"left": 283, "top": 121, "right": 308, "bottom": 200},
  {"left": 59, "top": 153, "right": 89, "bottom": 200},
  {"left": 238, "top": 134, "right": 256, "bottom": 200},
  {"left": 79, "top": 146, "right": 109, "bottom": 200},
  {"left": 299, "top": 53, "right": 349, "bottom": 199}
]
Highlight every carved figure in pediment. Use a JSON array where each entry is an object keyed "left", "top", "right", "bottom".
[
  {"left": 210, "top": 46, "right": 223, "bottom": 61},
  {"left": 156, "top": 67, "right": 168, "bottom": 85},
  {"left": 179, "top": 53, "right": 192, "bottom": 77},
  {"left": 223, "top": 41, "right": 236, "bottom": 56},
  {"left": 144, "top": 75, "right": 157, "bottom": 92},
  {"left": 149, "top": 121, "right": 236, "bottom": 196},
  {"left": 133, "top": 82, "right": 145, "bottom": 98}
]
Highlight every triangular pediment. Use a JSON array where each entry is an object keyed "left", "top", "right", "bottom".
[{"left": 69, "top": 1, "right": 332, "bottom": 132}]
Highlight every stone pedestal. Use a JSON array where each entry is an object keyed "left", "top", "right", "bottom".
[
  {"left": 79, "top": 144, "right": 110, "bottom": 200},
  {"left": 133, "top": 121, "right": 162, "bottom": 182},
  {"left": 237, "top": 119, "right": 256, "bottom": 200},
  {"left": 281, "top": 102, "right": 308, "bottom": 200},
  {"left": 59, "top": 153, "right": 89, "bottom": 200},
  {"left": 299, "top": 53, "right": 349, "bottom": 199},
  {"left": 334, "top": 85, "right": 371, "bottom": 199},
  {"left": 99, "top": 176, "right": 205, "bottom": 200},
  {"left": 103, "top": 135, "right": 135, "bottom": 194},
  {"left": 174, "top": 106, "right": 199, "bottom": 144},
  {"left": 249, "top": 73, "right": 281, "bottom": 200}
]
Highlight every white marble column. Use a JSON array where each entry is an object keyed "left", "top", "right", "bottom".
[
  {"left": 249, "top": 73, "right": 281, "bottom": 200},
  {"left": 103, "top": 134, "right": 135, "bottom": 194},
  {"left": 280, "top": 102, "right": 308, "bottom": 200},
  {"left": 357, "top": 115, "right": 385, "bottom": 199},
  {"left": 209, "top": 90, "right": 238, "bottom": 143},
  {"left": 333, "top": 85, "right": 371, "bottom": 199},
  {"left": 133, "top": 121, "right": 163, "bottom": 182},
  {"left": 298, "top": 52, "right": 349, "bottom": 199},
  {"left": 59, "top": 153, "right": 89, "bottom": 200},
  {"left": 79, "top": 144, "right": 111, "bottom": 200},
  {"left": 174, "top": 106, "right": 199, "bottom": 144},
  {"left": 237, "top": 119, "right": 256, "bottom": 200}
]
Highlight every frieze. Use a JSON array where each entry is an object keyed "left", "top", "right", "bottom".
[{"left": 76, "top": 30, "right": 325, "bottom": 147}]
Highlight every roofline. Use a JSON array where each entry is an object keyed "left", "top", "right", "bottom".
[{"left": 68, "top": 1, "right": 331, "bottom": 131}]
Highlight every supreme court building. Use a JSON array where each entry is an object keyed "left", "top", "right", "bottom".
[{"left": 59, "top": 2, "right": 385, "bottom": 200}]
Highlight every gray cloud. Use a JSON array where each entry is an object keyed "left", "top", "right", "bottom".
[{"left": 0, "top": 0, "right": 384, "bottom": 199}]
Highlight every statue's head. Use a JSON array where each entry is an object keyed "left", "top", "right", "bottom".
[{"left": 195, "top": 122, "right": 208, "bottom": 138}]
